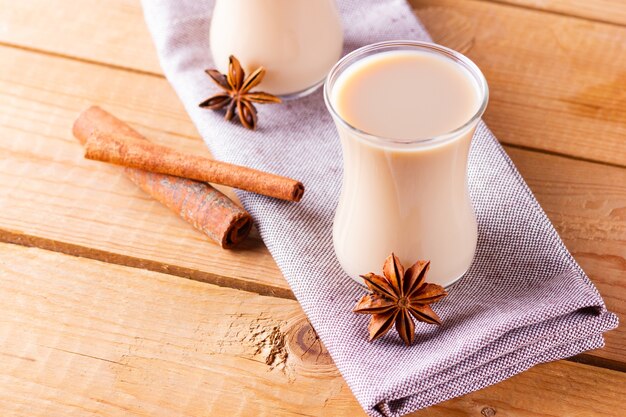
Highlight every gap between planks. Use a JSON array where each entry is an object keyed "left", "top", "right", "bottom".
[
  {"left": 0, "top": 40, "right": 164, "bottom": 79},
  {"left": 503, "top": 143, "right": 626, "bottom": 170},
  {"left": 0, "top": 229, "right": 296, "bottom": 301},
  {"left": 481, "top": 0, "right": 626, "bottom": 27}
]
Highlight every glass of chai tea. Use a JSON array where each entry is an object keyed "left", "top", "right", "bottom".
[
  {"left": 210, "top": 0, "right": 344, "bottom": 99},
  {"left": 324, "top": 41, "right": 489, "bottom": 287}
]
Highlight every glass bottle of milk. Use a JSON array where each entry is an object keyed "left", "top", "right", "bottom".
[{"left": 210, "top": 0, "right": 344, "bottom": 99}]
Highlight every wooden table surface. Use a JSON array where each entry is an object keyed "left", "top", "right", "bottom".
[{"left": 1, "top": 0, "right": 625, "bottom": 415}]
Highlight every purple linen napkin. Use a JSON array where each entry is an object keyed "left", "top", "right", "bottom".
[{"left": 140, "top": 1, "right": 618, "bottom": 415}]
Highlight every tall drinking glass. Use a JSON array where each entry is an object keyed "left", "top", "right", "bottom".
[{"left": 324, "top": 41, "right": 489, "bottom": 287}]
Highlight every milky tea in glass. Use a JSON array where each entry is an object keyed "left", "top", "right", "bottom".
[{"left": 324, "top": 41, "right": 489, "bottom": 287}]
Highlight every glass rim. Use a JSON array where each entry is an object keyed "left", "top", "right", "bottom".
[{"left": 323, "top": 40, "right": 489, "bottom": 147}]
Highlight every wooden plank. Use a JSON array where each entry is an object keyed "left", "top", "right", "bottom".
[
  {"left": 1, "top": 44, "right": 624, "bottom": 364},
  {"left": 1, "top": 242, "right": 625, "bottom": 417},
  {"left": 1, "top": 0, "right": 625, "bottom": 165},
  {"left": 0, "top": 0, "right": 161, "bottom": 74},
  {"left": 488, "top": 0, "right": 626, "bottom": 26},
  {"left": 410, "top": 0, "right": 626, "bottom": 166}
]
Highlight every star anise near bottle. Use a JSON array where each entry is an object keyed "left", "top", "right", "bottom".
[
  {"left": 353, "top": 254, "right": 447, "bottom": 346},
  {"left": 199, "top": 55, "right": 281, "bottom": 130}
]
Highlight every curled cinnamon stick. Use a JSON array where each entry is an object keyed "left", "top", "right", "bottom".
[
  {"left": 72, "top": 106, "right": 252, "bottom": 248},
  {"left": 84, "top": 131, "right": 304, "bottom": 202}
]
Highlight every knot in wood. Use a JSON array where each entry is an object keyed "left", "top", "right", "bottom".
[
  {"left": 481, "top": 406, "right": 497, "bottom": 417},
  {"left": 283, "top": 313, "right": 337, "bottom": 376}
]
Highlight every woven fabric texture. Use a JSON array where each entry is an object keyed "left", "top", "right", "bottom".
[{"left": 141, "top": 1, "right": 618, "bottom": 415}]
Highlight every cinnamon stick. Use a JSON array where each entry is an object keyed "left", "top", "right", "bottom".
[
  {"left": 72, "top": 106, "right": 252, "bottom": 248},
  {"left": 83, "top": 131, "right": 304, "bottom": 202}
]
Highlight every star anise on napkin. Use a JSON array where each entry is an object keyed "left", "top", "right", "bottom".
[
  {"left": 353, "top": 254, "right": 447, "bottom": 346},
  {"left": 199, "top": 55, "right": 281, "bottom": 130}
]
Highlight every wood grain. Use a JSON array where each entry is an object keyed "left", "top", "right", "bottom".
[
  {"left": 1, "top": 242, "right": 625, "bottom": 417},
  {"left": 489, "top": 0, "right": 626, "bottom": 26},
  {"left": 0, "top": 44, "right": 624, "bottom": 363},
  {"left": 0, "top": 0, "right": 161, "bottom": 74},
  {"left": 410, "top": 0, "right": 626, "bottom": 166},
  {"left": 1, "top": 0, "right": 625, "bottom": 165}
]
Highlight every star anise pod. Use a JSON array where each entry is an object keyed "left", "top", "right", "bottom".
[
  {"left": 199, "top": 55, "right": 281, "bottom": 130},
  {"left": 353, "top": 254, "right": 447, "bottom": 346}
]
